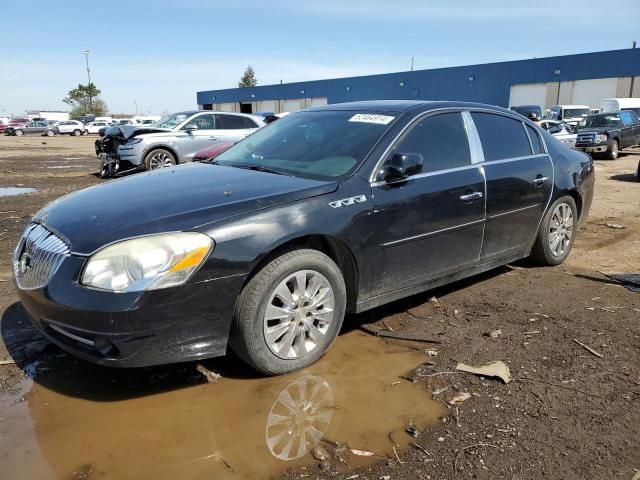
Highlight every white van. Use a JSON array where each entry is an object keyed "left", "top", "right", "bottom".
[
  {"left": 544, "top": 105, "right": 591, "bottom": 123},
  {"left": 94, "top": 116, "right": 114, "bottom": 124},
  {"left": 600, "top": 98, "right": 640, "bottom": 116}
]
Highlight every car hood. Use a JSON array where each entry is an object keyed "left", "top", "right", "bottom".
[
  {"left": 34, "top": 163, "right": 337, "bottom": 254},
  {"left": 107, "top": 125, "right": 173, "bottom": 140}
]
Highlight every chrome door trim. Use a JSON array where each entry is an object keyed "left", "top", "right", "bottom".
[
  {"left": 486, "top": 203, "right": 541, "bottom": 220},
  {"left": 371, "top": 163, "right": 483, "bottom": 188},
  {"left": 380, "top": 218, "right": 485, "bottom": 248}
]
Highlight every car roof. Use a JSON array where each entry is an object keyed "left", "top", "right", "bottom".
[{"left": 305, "top": 100, "right": 520, "bottom": 117}]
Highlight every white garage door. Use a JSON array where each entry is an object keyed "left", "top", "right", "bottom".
[
  {"left": 571, "top": 78, "right": 618, "bottom": 108},
  {"left": 256, "top": 100, "right": 277, "bottom": 113},
  {"left": 309, "top": 97, "right": 328, "bottom": 107},
  {"left": 216, "top": 103, "right": 235, "bottom": 112},
  {"left": 509, "top": 83, "right": 547, "bottom": 108},
  {"left": 283, "top": 99, "right": 304, "bottom": 112}
]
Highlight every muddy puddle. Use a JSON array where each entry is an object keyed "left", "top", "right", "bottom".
[
  {"left": 0, "top": 187, "right": 37, "bottom": 197},
  {"left": 0, "top": 330, "right": 443, "bottom": 480}
]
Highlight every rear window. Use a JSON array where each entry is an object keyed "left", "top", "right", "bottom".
[{"left": 471, "top": 113, "right": 532, "bottom": 161}]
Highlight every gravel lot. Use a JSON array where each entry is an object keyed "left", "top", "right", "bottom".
[{"left": 0, "top": 135, "right": 638, "bottom": 480}]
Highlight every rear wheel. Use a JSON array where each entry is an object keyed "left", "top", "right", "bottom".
[
  {"left": 530, "top": 196, "right": 577, "bottom": 266},
  {"left": 45, "top": 130, "right": 54, "bottom": 137},
  {"left": 144, "top": 148, "right": 176, "bottom": 170},
  {"left": 230, "top": 249, "right": 346, "bottom": 375},
  {"left": 72, "top": 129, "right": 81, "bottom": 136},
  {"left": 606, "top": 139, "right": 619, "bottom": 160}
]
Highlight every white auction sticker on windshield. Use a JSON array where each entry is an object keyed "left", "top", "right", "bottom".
[{"left": 348, "top": 114, "right": 395, "bottom": 125}]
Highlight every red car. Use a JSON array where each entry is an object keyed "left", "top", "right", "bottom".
[
  {"left": 0, "top": 118, "right": 29, "bottom": 133},
  {"left": 193, "top": 141, "right": 234, "bottom": 162}
]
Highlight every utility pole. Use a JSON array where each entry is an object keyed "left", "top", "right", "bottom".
[
  {"left": 630, "top": 41, "right": 637, "bottom": 98},
  {"left": 82, "top": 50, "right": 92, "bottom": 112},
  {"left": 134, "top": 100, "right": 138, "bottom": 115},
  {"left": 410, "top": 56, "right": 414, "bottom": 71}
]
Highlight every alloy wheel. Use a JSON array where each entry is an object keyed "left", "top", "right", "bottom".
[
  {"left": 263, "top": 270, "right": 335, "bottom": 360},
  {"left": 148, "top": 151, "right": 174, "bottom": 169},
  {"left": 548, "top": 202, "right": 574, "bottom": 257}
]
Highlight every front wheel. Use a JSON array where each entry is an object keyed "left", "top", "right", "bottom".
[
  {"left": 45, "top": 130, "right": 54, "bottom": 137},
  {"left": 144, "top": 148, "right": 176, "bottom": 170},
  {"left": 230, "top": 249, "right": 347, "bottom": 375},
  {"left": 72, "top": 129, "right": 81, "bottom": 136},
  {"left": 530, "top": 196, "right": 578, "bottom": 266},
  {"left": 14, "top": 129, "right": 23, "bottom": 136},
  {"left": 606, "top": 139, "right": 619, "bottom": 160}
]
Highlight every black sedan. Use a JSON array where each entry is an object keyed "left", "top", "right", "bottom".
[
  {"left": 12, "top": 101, "right": 594, "bottom": 374},
  {"left": 5, "top": 120, "right": 57, "bottom": 136}
]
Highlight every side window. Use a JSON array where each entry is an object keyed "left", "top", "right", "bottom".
[
  {"left": 217, "top": 114, "right": 249, "bottom": 129},
  {"left": 243, "top": 117, "right": 258, "bottom": 128},
  {"left": 525, "top": 124, "right": 544, "bottom": 154},
  {"left": 189, "top": 114, "right": 216, "bottom": 129},
  {"left": 620, "top": 111, "right": 634, "bottom": 126},
  {"left": 471, "top": 112, "right": 532, "bottom": 161},
  {"left": 391, "top": 112, "right": 470, "bottom": 173}
]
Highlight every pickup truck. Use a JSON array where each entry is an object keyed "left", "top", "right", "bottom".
[{"left": 575, "top": 111, "right": 640, "bottom": 159}]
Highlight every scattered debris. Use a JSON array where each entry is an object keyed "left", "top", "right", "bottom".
[
  {"left": 349, "top": 448, "right": 375, "bottom": 457},
  {"left": 432, "top": 386, "right": 449, "bottom": 396},
  {"left": 448, "top": 392, "right": 472, "bottom": 406},
  {"left": 311, "top": 446, "right": 330, "bottom": 461},
  {"left": 381, "top": 319, "right": 394, "bottom": 332},
  {"left": 428, "top": 296, "right": 439, "bottom": 304},
  {"left": 70, "top": 463, "right": 94, "bottom": 480},
  {"left": 425, "top": 349, "right": 438, "bottom": 357},
  {"left": 405, "top": 425, "right": 420, "bottom": 437},
  {"left": 196, "top": 364, "right": 222, "bottom": 383},
  {"left": 453, "top": 443, "right": 502, "bottom": 471},
  {"left": 360, "top": 324, "right": 442, "bottom": 344},
  {"left": 605, "top": 223, "right": 625, "bottom": 229},
  {"left": 0, "top": 359, "right": 16, "bottom": 366},
  {"left": 524, "top": 330, "right": 540, "bottom": 335},
  {"left": 603, "top": 273, "right": 640, "bottom": 293},
  {"left": 456, "top": 361, "right": 512, "bottom": 384},
  {"left": 484, "top": 329, "right": 502, "bottom": 340},
  {"left": 573, "top": 339, "right": 604, "bottom": 358},
  {"left": 409, "top": 442, "right": 432, "bottom": 456},
  {"left": 631, "top": 471, "right": 640, "bottom": 480}
]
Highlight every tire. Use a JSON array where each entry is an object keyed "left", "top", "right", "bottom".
[
  {"left": 82, "top": 130, "right": 88, "bottom": 136},
  {"left": 144, "top": 148, "right": 176, "bottom": 170},
  {"left": 606, "top": 139, "right": 619, "bottom": 160},
  {"left": 636, "top": 160, "right": 640, "bottom": 181},
  {"left": 14, "top": 129, "right": 23, "bottom": 136},
  {"left": 229, "top": 249, "right": 347, "bottom": 375},
  {"left": 45, "top": 130, "right": 54, "bottom": 137},
  {"left": 72, "top": 129, "right": 81, "bottom": 136},
  {"left": 530, "top": 196, "right": 578, "bottom": 266}
]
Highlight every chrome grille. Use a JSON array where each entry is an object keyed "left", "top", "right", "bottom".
[
  {"left": 13, "top": 223, "right": 69, "bottom": 290},
  {"left": 575, "top": 133, "right": 595, "bottom": 146}
]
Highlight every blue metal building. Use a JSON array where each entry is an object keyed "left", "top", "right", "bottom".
[{"left": 196, "top": 48, "right": 640, "bottom": 114}]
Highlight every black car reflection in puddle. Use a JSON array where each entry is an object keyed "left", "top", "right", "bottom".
[{"left": 10, "top": 331, "right": 443, "bottom": 479}]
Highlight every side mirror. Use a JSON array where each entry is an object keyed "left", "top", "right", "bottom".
[
  {"left": 184, "top": 124, "right": 199, "bottom": 133},
  {"left": 383, "top": 152, "right": 424, "bottom": 181}
]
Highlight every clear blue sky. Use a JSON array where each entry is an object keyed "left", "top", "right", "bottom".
[{"left": 2, "top": 0, "right": 639, "bottom": 116}]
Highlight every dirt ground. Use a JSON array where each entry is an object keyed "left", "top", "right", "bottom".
[{"left": 0, "top": 135, "right": 639, "bottom": 480}]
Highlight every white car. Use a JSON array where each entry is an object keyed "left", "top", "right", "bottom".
[
  {"left": 53, "top": 120, "right": 87, "bottom": 136},
  {"left": 85, "top": 121, "right": 112, "bottom": 134},
  {"left": 116, "top": 111, "right": 265, "bottom": 170},
  {"left": 544, "top": 105, "right": 590, "bottom": 126},
  {"left": 540, "top": 120, "right": 577, "bottom": 148}
]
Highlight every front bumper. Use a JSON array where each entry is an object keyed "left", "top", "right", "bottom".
[
  {"left": 14, "top": 255, "right": 245, "bottom": 367},
  {"left": 575, "top": 144, "right": 607, "bottom": 153},
  {"left": 117, "top": 143, "right": 145, "bottom": 166}
]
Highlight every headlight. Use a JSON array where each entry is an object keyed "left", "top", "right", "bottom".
[
  {"left": 595, "top": 133, "right": 608, "bottom": 143},
  {"left": 127, "top": 138, "right": 144, "bottom": 145},
  {"left": 81, "top": 232, "right": 213, "bottom": 292}
]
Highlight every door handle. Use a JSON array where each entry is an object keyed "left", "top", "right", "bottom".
[
  {"left": 459, "top": 192, "right": 483, "bottom": 202},
  {"left": 534, "top": 175, "right": 549, "bottom": 185}
]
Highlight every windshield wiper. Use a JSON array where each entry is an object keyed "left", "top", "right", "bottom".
[{"left": 228, "top": 163, "right": 291, "bottom": 176}]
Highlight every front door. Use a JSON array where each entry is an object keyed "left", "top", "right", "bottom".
[
  {"left": 179, "top": 113, "right": 218, "bottom": 161},
  {"left": 470, "top": 112, "right": 553, "bottom": 263},
  {"left": 370, "top": 111, "right": 485, "bottom": 296}
]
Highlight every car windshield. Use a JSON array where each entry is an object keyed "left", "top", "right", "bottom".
[
  {"left": 152, "top": 113, "right": 191, "bottom": 128},
  {"left": 212, "top": 111, "right": 396, "bottom": 179},
  {"left": 580, "top": 115, "right": 622, "bottom": 128},
  {"left": 564, "top": 108, "right": 590, "bottom": 119}
]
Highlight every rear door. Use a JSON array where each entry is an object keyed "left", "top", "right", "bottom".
[
  {"left": 214, "top": 114, "right": 257, "bottom": 143},
  {"left": 370, "top": 111, "right": 486, "bottom": 296},
  {"left": 619, "top": 111, "right": 638, "bottom": 147},
  {"left": 471, "top": 112, "right": 553, "bottom": 263}
]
